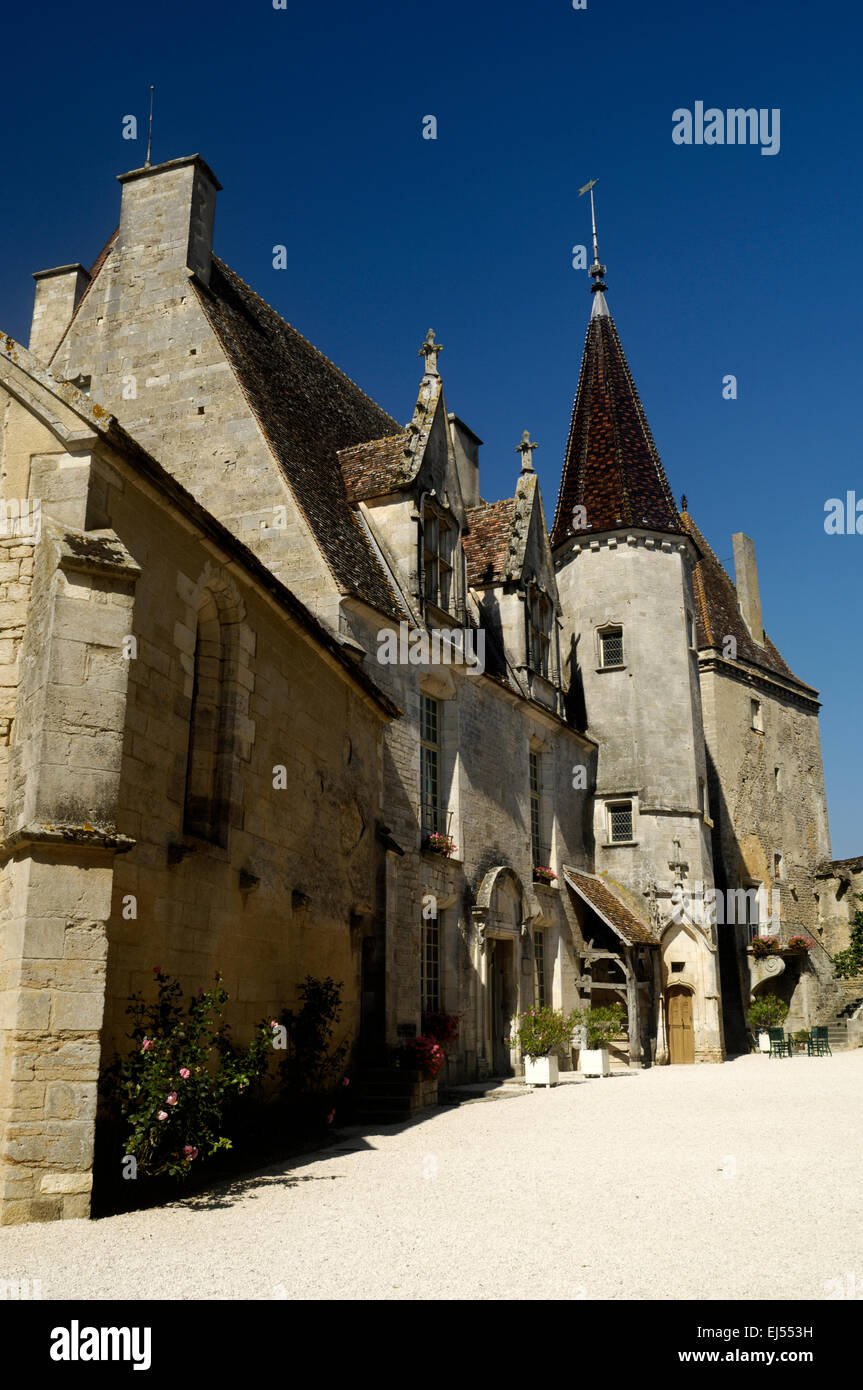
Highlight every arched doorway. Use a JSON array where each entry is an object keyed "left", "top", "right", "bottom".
[{"left": 666, "top": 985, "right": 695, "bottom": 1064}]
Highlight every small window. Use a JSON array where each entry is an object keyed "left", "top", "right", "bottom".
[
  {"left": 670, "top": 961, "right": 685, "bottom": 974},
  {"left": 698, "top": 777, "right": 709, "bottom": 821},
  {"left": 423, "top": 505, "right": 455, "bottom": 613},
  {"left": 420, "top": 694, "right": 442, "bottom": 836},
  {"left": 528, "top": 584, "right": 552, "bottom": 678},
  {"left": 421, "top": 910, "right": 441, "bottom": 1013},
  {"left": 686, "top": 612, "right": 696, "bottom": 649},
  {"left": 600, "top": 627, "right": 624, "bottom": 668},
  {"left": 608, "top": 800, "right": 634, "bottom": 843},
  {"left": 529, "top": 750, "right": 544, "bottom": 868},
  {"left": 533, "top": 929, "right": 547, "bottom": 1008},
  {"left": 773, "top": 852, "right": 785, "bottom": 881},
  {"left": 774, "top": 766, "right": 781, "bottom": 791},
  {"left": 751, "top": 699, "right": 763, "bottom": 732}
]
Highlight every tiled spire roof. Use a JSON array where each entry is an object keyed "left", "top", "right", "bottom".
[{"left": 550, "top": 289, "right": 683, "bottom": 546}]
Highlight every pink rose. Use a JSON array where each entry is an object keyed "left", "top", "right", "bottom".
[
  {"left": 142, "top": 1038, "right": 152, "bottom": 1051},
  {"left": 326, "top": 1110, "right": 335, "bottom": 1124},
  {"left": 166, "top": 1092, "right": 178, "bottom": 1106},
  {"left": 179, "top": 1068, "right": 190, "bottom": 1080},
  {"left": 183, "top": 1145, "right": 198, "bottom": 1160},
  {"left": 157, "top": 1111, "right": 168, "bottom": 1121},
  {"left": 341, "top": 1077, "right": 350, "bottom": 1087}
]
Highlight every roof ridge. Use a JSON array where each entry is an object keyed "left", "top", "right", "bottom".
[{"left": 211, "top": 256, "right": 400, "bottom": 431}]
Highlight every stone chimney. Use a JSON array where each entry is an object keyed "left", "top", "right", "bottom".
[
  {"left": 29, "top": 264, "right": 90, "bottom": 361},
  {"left": 116, "top": 154, "right": 221, "bottom": 287},
  {"left": 732, "top": 531, "right": 764, "bottom": 645},
  {"left": 448, "top": 414, "right": 482, "bottom": 508}
]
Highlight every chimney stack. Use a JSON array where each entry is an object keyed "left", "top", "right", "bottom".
[
  {"left": 116, "top": 154, "right": 221, "bottom": 287},
  {"left": 29, "top": 264, "right": 90, "bottom": 361},
  {"left": 732, "top": 532, "right": 764, "bottom": 645}
]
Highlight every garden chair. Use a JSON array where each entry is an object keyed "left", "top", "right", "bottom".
[
  {"left": 768, "top": 1027, "right": 792, "bottom": 1057},
  {"left": 807, "top": 1026, "right": 832, "bottom": 1057}
]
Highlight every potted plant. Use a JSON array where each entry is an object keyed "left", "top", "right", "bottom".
[
  {"left": 425, "top": 831, "right": 456, "bottom": 858},
  {"left": 750, "top": 935, "right": 780, "bottom": 959},
  {"left": 575, "top": 1003, "right": 627, "bottom": 1077},
  {"left": 511, "top": 1006, "right": 579, "bottom": 1087},
  {"left": 783, "top": 935, "right": 816, "bottom": 954},
  {"left": 791, "top": 1028, "right": 810, "bottom": 1053},
  {"left": 746, "top": 993, "right": 789, "bottom": 1051},
  {"left": 533, "top": 865, "right": 558, "bottom": 886}
]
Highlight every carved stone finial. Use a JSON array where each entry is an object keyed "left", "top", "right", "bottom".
[
  {"left": 516, "top": 430, "right": 538, "bottom": 473},
  {"left": 419, "top": 328, "right": 443, "bottom": 377}
]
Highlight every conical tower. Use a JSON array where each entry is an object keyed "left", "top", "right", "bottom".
[{"left": 553, "top": 211, "right": 724, "bottom": 1062}]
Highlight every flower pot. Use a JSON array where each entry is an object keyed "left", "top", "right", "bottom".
[
  {"left": 758, "top": 1031, "right": 771, "bottom": 1053},
  {"left": 579, "top": 1047, "right": 610, "bottom": 1077},
  {"left": 524, "top": 1055, "right": 559, "bottom": 1087}
]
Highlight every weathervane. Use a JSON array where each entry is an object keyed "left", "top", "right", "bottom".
[
  {"left": 145, "top": 85, "right": 155, "bottom": 168},
  {"left": 578, "top": 177, "right": 607, "bottom": 293}
]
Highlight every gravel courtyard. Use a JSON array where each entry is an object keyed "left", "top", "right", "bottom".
[{"left": 1, "top": 1052, "right": 861, "bottom": 1301}]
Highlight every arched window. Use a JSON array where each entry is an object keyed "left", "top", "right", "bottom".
[{"left": 183, "top": 590, "right": 230, "bottom": 844}]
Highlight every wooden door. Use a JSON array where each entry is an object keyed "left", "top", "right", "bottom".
[
  {"left": 667, "top": 986, "right": 695, "bottom": 1064},
  {"left": 490, "top": 941, "right": 514, "bottom": 1076}
]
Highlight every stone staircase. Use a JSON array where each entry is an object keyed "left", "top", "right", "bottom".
[
  {"left": 826, "top": 998, "right": 862, "bottom": 1051},
  {"left": 350, "top": 1067, "right": 438, "bottom": 1125}
]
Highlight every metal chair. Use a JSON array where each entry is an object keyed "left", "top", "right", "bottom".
[
  {"left": 768, "top": 1027, "right": 792, "bottom": 1057},
  {"left": 807, "top": 1026, "right": 832, "bottom": 1057}
]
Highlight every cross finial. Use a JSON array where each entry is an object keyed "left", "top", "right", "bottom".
[
  {"left": 419, "top": 328, "right": 443, "bottom": 377},
  {"left": 516, "top": 430, "right": 538, "bottom": 473},
  {"left": 578, "top": 177, "right": 607, "bottom": 294},
  {"left": 681, "top": 494, "right": 688, "bottom": 513}
]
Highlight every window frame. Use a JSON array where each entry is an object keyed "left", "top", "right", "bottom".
[
  {"left": 598, "top": 624, "right": 625, "bottom": 670},
  {"left": 423, "top": 502, "right": 456, "bottom": 615},
  {"left": 607, "top": 799, "right": 635, "bottom": 844},
  {"left": 420, "top": 692, "right": 443, "bottom": 837}
]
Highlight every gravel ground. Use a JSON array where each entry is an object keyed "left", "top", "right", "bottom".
[{"left": 1, "top": 1052, "right": 861, "bottom": 1301}]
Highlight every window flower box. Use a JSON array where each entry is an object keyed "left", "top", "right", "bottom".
[
  {"left": 424, "top": 832, "right": 456, "bottom": 858},
  {"left": 533, "top": 865, "right": 558, "bottom": 886},
  {"left": 782, "top": 936, "right": 816, "bottom": 954}
]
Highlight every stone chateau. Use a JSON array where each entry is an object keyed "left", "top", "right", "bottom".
[{"left": 0, "top": 155, "right": 859, "bottom": 1223}]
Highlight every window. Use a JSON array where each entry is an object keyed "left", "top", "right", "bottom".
[
  {"left": 608, "top": 800, "right": 634, "bottom": 843},
  {"left": 774, "top": 766, "right": 781, "bottom": 791},
  {"left": 423, "top": 506, "right": 455, "bottom": 612},
  {"left": 529, "top": 750, "right": 545, "bottom": 867},
  {"left": 751, "top": 698, "right": 763, "bottom": 732},
  {"left": 183, "top": 591, "right": 229, "bottom": 845},
  {"left": 599, "top": 626, "right": 624, "bottom": 669},
  {"left": 420, "top": 693, "right": 442, "bottom": 836},
  {"left": 670, "top": 961, "right": 685, "bottom": 974},
  {"left": 421, "top": 911, "right": 441, "bottom": 1013},
  {"left": 773, "top": 852, "right": 785, "bottom": 881},
  {"left": 528, "top": 584, "right": 552, "bottom": 678},
  {"left": 698, "top": 777, "right": 709, "bottom": 821},
  {"left": 533, "top": 930, "right": 547, "bottom": 1008},
  {"left": 744, "top": 884, "right": 762, "bottom": 941},
  {"left": 686, "top": 612, "right": 696, "bottom": 649}
]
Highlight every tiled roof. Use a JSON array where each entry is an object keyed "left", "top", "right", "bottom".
[
  {"left": 680, "top": 511, "right": 817, "bottom": 696},
  {"left": 550, "top": 306, "right": 683, "bottom": 546},
  {"left": 340, "top": 433, "right": 412, "bottom": 501},
  {"left": 195, "top": 258, "right": 403, "bottom": 619},
  {"left": 563, "top": 867, "right": 658, "bottom": 946},
  {"left": 463, "top": 499, "right": 517, "bottom": 585}
]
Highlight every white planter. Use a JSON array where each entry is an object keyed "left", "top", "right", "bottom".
[
  {"left": 524, "top": 1055, "right": 559, "bottom": 1087},
  {"left": 758, "top": 1031, "right": 771, "bottom": 1053},
  {"left": 579, "top": 1046, "right": 610, "bottom": 1077}
]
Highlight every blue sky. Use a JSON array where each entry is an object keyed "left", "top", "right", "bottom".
[{"left": 2, "top": 0, "right": 860, "bottom": 854}]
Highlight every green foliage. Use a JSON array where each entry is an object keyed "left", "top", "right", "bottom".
[
  {"left": 576, "top": 1003, "right": 628, "bottom": 1049},
  {"left": 279, "top": 976, "right": 349, "bottom": 1098},
  {"left": 109, "top": 969, "right": 274, "bottom": 1180},
  {"left": 833, "top": 895, "right": 863, "bottom": 980},
  {"left": 746, "top": 994, "right": 789, "bottom": 1030},
  {"left": 511, "top": 1006, "right": 580, "bottom": 1060},
  {"left": 791, "top": 1029, "right": 810, "bottom": 1043}
]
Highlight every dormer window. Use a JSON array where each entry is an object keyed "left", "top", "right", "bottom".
[
  {"left": 423, "top": 505, "right": 455, "bottom": 613},
  {"left": 528, "top": 584, "right": 552, "bottom": 678}
]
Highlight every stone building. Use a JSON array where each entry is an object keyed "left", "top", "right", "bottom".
[{"left": 0, "top": 153, "right": 856, "bottom": 1221}]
